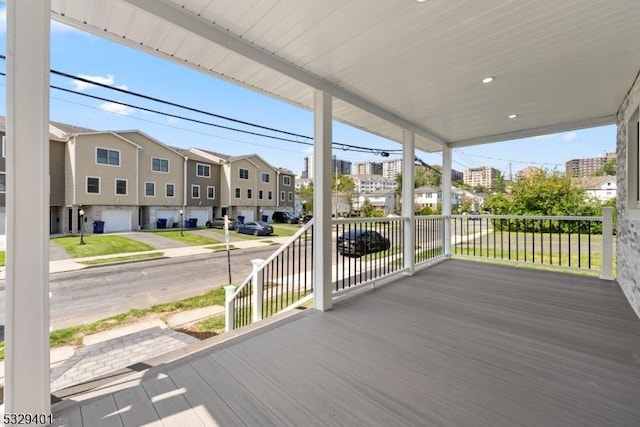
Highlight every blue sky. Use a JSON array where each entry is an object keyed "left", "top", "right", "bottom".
[{"left": 0, "top": 6, "right": 617, "bottom": 178}]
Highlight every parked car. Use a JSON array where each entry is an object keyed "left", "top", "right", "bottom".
[
  {"left": 468, "top": 211, "right": 481, "bottom": 220},
  {"left": 206, "top": 217, "right": 238, "bottom": 229},
  {"left": 272, "top": 211, "right": 300, "bottom": 224},
  {"left": 337, "top": 229, "right": 391, "bottom": 257},
  {"left": 235, "top": 221, "right": 274, "bottom": 236}
]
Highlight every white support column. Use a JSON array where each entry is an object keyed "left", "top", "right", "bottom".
[
  {"left": 600, "top": 207, "right": 614, "bottom": 280},
  {"left": 313, "top": 90, "right": 333, "bottom": 312},
  {"left": 251, "top": 259, "right": 265, "bottom": 322},
  {"left": 402, "top": 130, "right": 415, "bottom": 275},
  {"left": 442, "top": 146, "right": 453, "bottom": 256},
  {"left": 5, "top": 0, "right": 51, "bottom": 414}
]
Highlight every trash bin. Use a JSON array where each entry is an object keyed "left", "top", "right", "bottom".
[
  {"left": 261, "top": 215, "right": 268, "bottom": 222},
  {"left": 157, "top": 218, "right": 167, "bottom": 229},
  {"left": 190, "top": 218, "right": 198, "bottom": 228},
  {"left": 93, "top": 220, "right": 105, "bottom": 234},
  {"left": 238, "top": 215, "right": 245, "bottom": 224}
]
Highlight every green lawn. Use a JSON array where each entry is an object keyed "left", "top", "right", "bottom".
[
  {"left": 52, "top": 235, "right": 154, "bottom": 258},
  {"left": 81, "top": 252, "right": 164, "bottom": 265},
  {"left": 0, "top": 251, "right": 4, "bottom": 267},
  {"left": 149, "top": 230, "right": 221, "bottom": 246}
]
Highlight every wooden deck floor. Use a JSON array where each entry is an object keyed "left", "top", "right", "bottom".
[{"left": 52, "top": 260, "right": 640, "bottom": 426}]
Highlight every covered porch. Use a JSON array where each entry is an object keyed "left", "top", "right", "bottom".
[{"left": 51, "top": 260, "right": 640, "bottom": 426}]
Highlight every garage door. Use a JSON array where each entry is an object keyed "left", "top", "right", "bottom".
[
  {"left": 158, "top": 210, "right": 180, "bottom": 227},
  {"left": 101, "top": 210, "right": 132, "bottom": 233},
  {"left": 238, "top": 209, "right": 255, "bottom": 222},
  {"left": 189, "top": 209, "right": 209, "bottom": 228}
]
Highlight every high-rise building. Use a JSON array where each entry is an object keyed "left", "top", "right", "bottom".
[
  {"left": 464, "top": 166, "right": 500, "bottom": 190},
  {"left": 565, "top": 152, "right": 615, "bottom": 177},
  {"left": 304, "top": 155, "right": 351, "bottom": 178},
  {"left": 354, "top": 161, "right": 383, "bottom": 176},
  {"left": 382, "top": 158, "right": 403, "bottom": 179}
]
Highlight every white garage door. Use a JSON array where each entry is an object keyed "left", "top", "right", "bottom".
[
  {"left": 189, "top": 209, "right": 209, "bottom": 228},
  {"left": 158, "top": 210, "right": 180, "bottom": 227},
  {"left": 238, "top": 209, "right": 255, "bottom": 222},
  {"left": 101, "top": 210, "right": 132, "bottom": 233}
]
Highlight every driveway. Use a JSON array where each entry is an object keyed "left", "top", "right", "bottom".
[{"left": 118, "top": 231, "right": 190, "bottom": 250}]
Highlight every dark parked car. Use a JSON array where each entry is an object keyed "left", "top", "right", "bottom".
[
  {"left": 235, "top": 221, "right": 274, "bottom": 236},
  {"left": 337, "top": 229, "right": 391, "bottom": 257},
  {"left": 207, "top": 217, "right": 238, "bottom": 229},
  {"left": 272, "top": 211, "right": 300, "bottom": 224}
]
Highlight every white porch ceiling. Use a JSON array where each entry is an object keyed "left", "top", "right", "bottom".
[{"left": 51, "top": 0, "right": 640, "bottom": 152}]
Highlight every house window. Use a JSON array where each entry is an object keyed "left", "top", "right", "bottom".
[
  {"left": 247, "top": 189, "right": 253, "bottom": 199},
  {"left": 280, "top": 191, "right": 285, "bottom": 201},
  {"left": 115, "top": 179, "right": 127, "bottom": 196},
  {"left": 1, "top": 136, "right": 5, "bottom": 157},
  {"left": 87, "top": 177, "right": 100, "bottom": 194},
  {"left": 239, "top": 168, "right": 249, "bottom": 180},
  {"left": 151, "top": 157, "right": 169, "bottom": 173},
  {"left": 268, "top": 191, "right": 273, "bottom": 200},
  {"left": 283, "top": 176, "right": 292, "bottom": 186},
  {"left": 197, "top": 163, "right": 211, "bottom": 177},
  {"left": 166, "top": 183, "right": 175, "bottom": 197},
  {"left": 235, "top": 188, "right": 241, "bottom": 198},
  {"left": 192, "top": 185, "right": 200, "bottom": 198},
  {"left": 96, "top": 148, "right": 120, "bottom": 166},
  {"left": 628, "top": 106, "right": 640, "bottom": 210},
  {"left": 145, "top": 182, "right": 155, "bottom": 197},
  {"left": 258, "top": 190, "right": 263, "bottom": 200},
  {"left": 262, "top": 173, "right": 270, "bottom": 183},
  {"left": 288, "top": 191, "right": 293, "bottom": 202},
  {"left": 0, "top": 172, "right": 5, "bottom": 192},
  {"left": 207, "top": 186, "right": 215, "bottom": 199}
]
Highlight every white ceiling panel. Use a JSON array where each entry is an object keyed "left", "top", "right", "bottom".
[{"left": 51, "top": 0, "right": 640, "bottom": 152}]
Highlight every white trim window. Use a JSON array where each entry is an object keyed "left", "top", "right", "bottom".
[
  {"left": 1, "top": 136, "right": 6, "bottom": 158},
  {"left": 115, "top": 179, "right": 127, "bottom": 196},
  {"left": 268, "top": 191, "right": 273, "bottom": 200},
  {"left": 145, "top": 181, "right": 156, "bottom": 197},
  {"left": 628, "top": 106, "right": 640, "bottom": 213},
  {"left": 196, "top": 163, "right": 211, "bottom": 178},
  {"left": 234, "top": 187, "right": 241, "bottom": 199},
  {"left": 261, "top": 172, "right": 270, "bottom": 183},
  {"left": 283, "top": 175, "right": 292, "bottom": 186},
  {"left": 86, "top": 176, "right": 101, "bottom": 194},
  {"left": 280, "top": 191, "right": 285, "bottom": 202},
  {"left": 166, "top": 183, "right": 175, "bottom": 198},
  {"left": 258, "top": 190, "right": 263, "bottom": 200},
  {"left": 96, "top": 147, "right": 120, "bottom": 166},
  {"left": 288, "top": 191, "right": 293, "bottom": 202},
  {"left": 192, "top": 184, "right": 200, "bottom": 199},
  {"left": 247, "top": 189, "right": 253, "bottom": 199},
  {"left": 207, "top": 186, "right": 215, "bottom": 199},
  {"left": 151, "top": 157, "right": 170, "bottom": 173},
  {"left": 239, "top": 168, "right": 249, "bottom": 180},
  {"left": 0, "top": 172, "right": 5, "bottom": 193}
]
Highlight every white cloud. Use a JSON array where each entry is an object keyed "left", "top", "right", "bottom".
[
  {"left": 563, "top": 132, "right": 578, "bottom": 141},
  {"left": 71, "top": 74, "right": 116, "bottom": 91},
  {"left": 0, "top": 6, "right": 6, "bottom": 34},
  {"left": 167, "top": 117, "right": 181, "bottom": 125},
  {"left": 116, "top": 84, "right": 128, "bottom": 90},
  {"left": 99, "top": 102, "right": 134, "bottom": 116}
]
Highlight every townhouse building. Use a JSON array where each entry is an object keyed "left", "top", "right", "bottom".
[
  {"left": 173, "top": 148, "right": 221, "bottom": 226},
  {"left": 352, "top": 174, "right": 397, "bottom": 194},
  {"left": 276, "top": 167, "right": 296, "bottom": 213}
]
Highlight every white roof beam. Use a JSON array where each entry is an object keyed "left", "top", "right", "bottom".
[{"left": 122, "top": 0, "right": 448, "bottom": 148}]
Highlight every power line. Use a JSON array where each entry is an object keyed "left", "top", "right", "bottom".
[
  {"left": 0, "top": 54, "right": 402, "bottom": 155},
  {"left": 457, "top": 149, "right": 563, "bottom": 167}
]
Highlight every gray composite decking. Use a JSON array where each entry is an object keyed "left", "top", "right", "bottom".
[{"left": 52, "top": 260, "right": 640, "bottom": 426}]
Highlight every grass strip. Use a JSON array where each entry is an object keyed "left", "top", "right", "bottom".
[
  {"left": 80, "top": 252, "right": 164, "bottom": 265},
  {"left": 148, "top": 230, "right": 221, "bottom": 246}
]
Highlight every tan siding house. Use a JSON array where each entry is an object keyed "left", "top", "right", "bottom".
[
  {"left": 116, "top": 131, "right": 186, "bottom": 229},
  {"left": 67, "top": 132, "right": 140, "bottom": 233}
]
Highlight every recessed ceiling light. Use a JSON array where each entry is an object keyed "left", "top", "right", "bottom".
[
  {"left": 508, "top": 114, "right": 518, "bottom": 119},
  {"left": 482, "top": 76, "right": 495, "bottom": 84},
  {"left": 416, "top": 0, "right": 428, "bottom": 2}
]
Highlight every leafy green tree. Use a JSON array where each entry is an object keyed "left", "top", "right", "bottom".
[
  {"left": 297, "top": 183, "right": 314, "bottom": 213},
  {"left": 595, "top": 157, "right": 617, "bottom": 176},
  {"left": 331, "top": 174, "right": 356, "bottom": 213},
  {"left": 361, "top": 198, "right": 374, "bottom": 217},
  {"left": 493, "top": 172, "right": 507, "bottom": 193},
  {"left": 460, "top": 196, "right": 474, "bottom": 213},
  {"left": 473, "top": 184, "right": 487, "bottom": 193},
  {"left": 483, "top": 193, "right": 512, "bottom": 214}
]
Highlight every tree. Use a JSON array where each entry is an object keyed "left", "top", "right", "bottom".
[
  {"left": 297, "top": 183, "right": 314, "bottom": 213},
  {"left": 493, "top": 172, "right": 507, "bottom": 193},
  {"left": 361, "top": 198, "right": 374, "bottom": 217},
  {"left": 460, "top": 196, "right": 474, "bottom": 213},
  {"left": 483, "top": 193, "right": 512, "bottom": 214},
  {"left": 331, "top": 174, "right": 356, "bottom": 213},
  {"left": 473, "top": 185, "right": 487, "bottom": 194},
  {"left": 595, "top": 157, "right": 617, "bottom": 176}
]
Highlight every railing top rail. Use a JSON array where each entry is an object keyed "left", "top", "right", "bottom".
[
  {"left": 451, "top": 214, "right": 603, "bottom": 221},
  {"left": 414, "top": 215, "right": 447, "bottom": 219},
  {"left": 230, "top": 271, "right": 253, "bottom": 299},
  {"left": 333, "top": 216, "right": 409, "bottom": 224}
]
